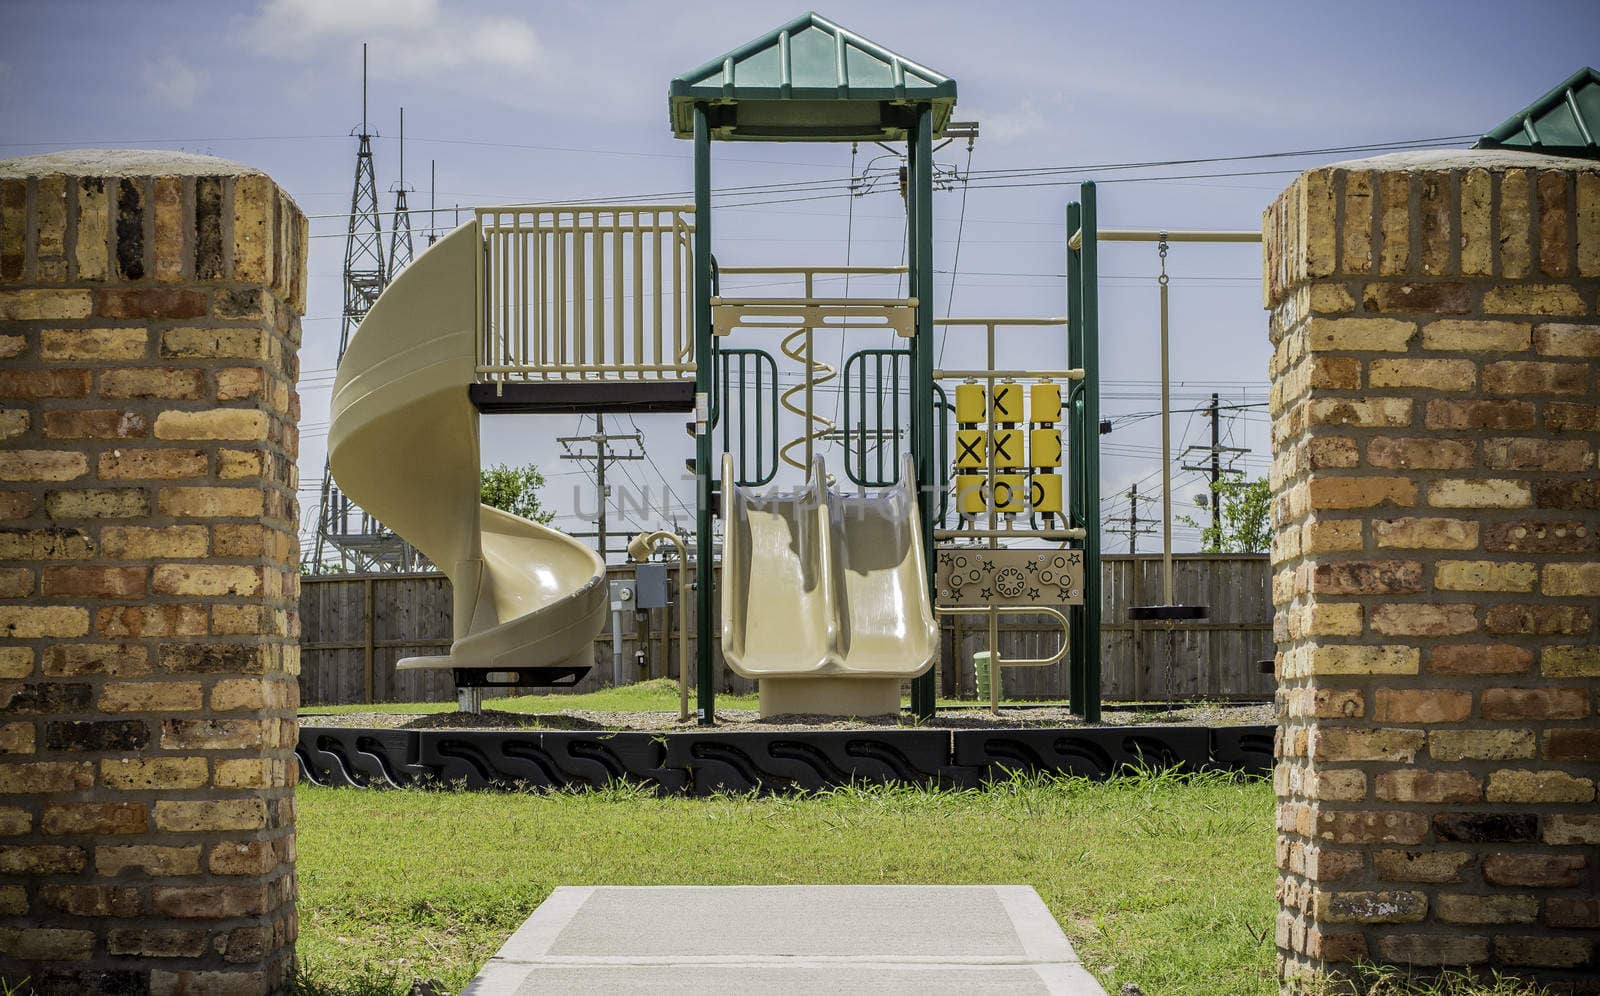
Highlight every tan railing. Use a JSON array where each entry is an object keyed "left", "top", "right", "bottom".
[{"left": 475, "top": 204, "right": 696, "bottom": 381}]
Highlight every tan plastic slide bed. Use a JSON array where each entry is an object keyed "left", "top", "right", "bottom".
[
  {"left": 720, "top": 454, "right": 938, "bottom": 716},
  {"left": 328, "top": 224, "right": 608, "bottom": 679}
]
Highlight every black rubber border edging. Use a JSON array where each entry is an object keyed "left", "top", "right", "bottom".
[{"left": 295, "top": 725, "right": 1275, "bottom": 795}]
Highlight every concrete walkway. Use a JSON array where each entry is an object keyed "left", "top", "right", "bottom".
[{"left": 463, "top": 885, "right": 1106, "bottom": 995}]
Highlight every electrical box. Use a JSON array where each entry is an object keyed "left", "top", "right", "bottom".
[
  {"left": 634, "top": 563, "right": 669, "bottom": 608},
  {"left": 609, "top": 580, "right": 636, "bottom": 612}
]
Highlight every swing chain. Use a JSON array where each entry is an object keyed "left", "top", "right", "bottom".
[{"left": 1157, "top": 233, "right": 1169, "bottom": 288}]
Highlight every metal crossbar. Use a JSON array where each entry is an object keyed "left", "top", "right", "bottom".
[{"left": 475, "top": 204, "right": 697, "bottom": 382}]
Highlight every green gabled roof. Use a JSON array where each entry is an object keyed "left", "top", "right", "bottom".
[
  {"left": 1475, "top": 67, "right": 1600, "bottom": 160},
  {"left": 669, "top": 11, "right": 957, "bottom": 142}
]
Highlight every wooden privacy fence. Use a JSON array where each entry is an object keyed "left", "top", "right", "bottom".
[{"left": 298, "top": 554, "right": 1273, "bottom": 706}]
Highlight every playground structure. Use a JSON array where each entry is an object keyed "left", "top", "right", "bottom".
[{"left": 329, "top": 12, "right": 1112, "bottom": 720}]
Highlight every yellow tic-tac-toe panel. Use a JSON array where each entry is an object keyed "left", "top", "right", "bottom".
[
  {"left": 954, "top": 383, "right": 986, "bottom": 424},
  {"left": 990, "top": 428, "right": 1024, "bottom": 468},
  {"left": 1030, "top": 382, "right": 1062, "bottom": 424},
  {"left": 956, "top": 474, "right": 987, "bottom": 514},
  {"left": 989, "top": 381, "right": 1022, "bottom": 423},
  {"left": 990, "top": 473, "right": 1026, "bottom": 512},
  {"left": 954, "top": 429, "right": 986, "bottom": 469},
  {"left": 1029, "top": 428, "right": 1061, "bottom": 468},
  {"left": 1029, "top": 473, "right": 1063, "bottom": 513}
]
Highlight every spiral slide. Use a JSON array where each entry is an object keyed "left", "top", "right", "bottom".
[
  {"left": 328, "top": 224, "right": 608, "bottom": 682},
  {"left": 720, "top": 453, "right": 938, "bottom": 716}
]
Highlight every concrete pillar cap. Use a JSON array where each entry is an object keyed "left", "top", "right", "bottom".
[{"left": 0, "top": 148, "right": 265, "bottom": 178}]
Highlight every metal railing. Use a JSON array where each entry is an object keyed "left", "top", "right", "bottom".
[
  {"left": 711, "top": 265, "right": 914, "bottom": 478},
  {"left": 475, "top": 204, "right": 696, "bottom": 382},
  {"left": 717, "top": 348, "right": 780, "bottom": 487}
]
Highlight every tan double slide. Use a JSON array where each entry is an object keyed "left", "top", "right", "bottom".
[
  {"left": 328, "top": 224, "right": 608, "bottom": 681},
  {"left": 720, "top": 454, "right": 938, "bottom": 716}
]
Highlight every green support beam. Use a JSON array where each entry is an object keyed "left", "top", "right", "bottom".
[
  {"left": 1066, "top": 200, "right": 1085, "bottom": 714},
  {"left": 1065, "top": 186, "right": 1102, "bottom": 721},
  {"left": 693, "top": 105, "right": 716, "bottom": 725},
  {"left": 1080, "top": 185, "right": 1102, "bottom": 722},
  {"left": 908, "top": 107, "right": 938, "bottom": 721}
]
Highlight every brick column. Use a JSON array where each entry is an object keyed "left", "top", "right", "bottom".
[
  {"left": 1267, "top": 149, "right": 1599, "bottom": 988},
  {"left": 0, "top": 151, "right": 304, "bottom": 993}
]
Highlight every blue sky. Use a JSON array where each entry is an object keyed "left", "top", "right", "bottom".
[{"left": 3, "top": 0, "right": 1596, "bottom": 558}]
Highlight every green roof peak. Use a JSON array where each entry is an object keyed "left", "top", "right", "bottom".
[
  {"left": 1475, "top": 67, "right": 1600, "bottom": 160},
  {"left": 669, "top": 12, "right": 957, "bottom": 142}
]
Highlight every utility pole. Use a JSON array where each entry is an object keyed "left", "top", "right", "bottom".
[
  {"left": 1106, "top": 483, "right": 1156, "bottom": 555},
  {"left": 596, "top": 414, "right": 608, "bottom": 560},
  {"left": 1130, "top": 483, "right": 1140, "bottom": 555},
  {"left": 1208, "top": 393, "right": 1221, "bottom": 536},
  {"left": 558, "top": 415, "right": 645, "bottom": 562},
  {"left": 1181, "top": 392, "right": 1249, "bottom": 548}
]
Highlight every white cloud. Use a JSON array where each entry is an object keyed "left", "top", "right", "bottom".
[
  {"left": 245, "top": 0, "right": 544, "bottom": 80},
  {"left": 143, "top": 55, "right": 205, "bottom": 110},
  {"left": 962, "top": 99, "right": 1049, "bottom": 145}
]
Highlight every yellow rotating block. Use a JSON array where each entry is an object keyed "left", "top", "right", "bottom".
[
  {"left": 990, "top": 473, "right": 1026, "bottom": 512},
  {"left": 990, "top": 428, "right": 1024, "bottom": 469},
  {"left": 1030, "top": 428, "right": 1062, "bottom": 468},
  {"left": 1030, "top": 382, "right": 1062, "bottom": 424},
  {"left": 990, "top": 381, "right": 1022, "bottom": 423},
  {"left": 954, "top": 429, "right": 986, "bottom": 469},
  {"left": 956, "top": 474, "right": 987, "bottom": 514},
  {"left": 1029, "top": 473, "right": 1063, "bottom": 513},
  {"left": 954, "top": 383, "right": 986, "bottom": 424}
]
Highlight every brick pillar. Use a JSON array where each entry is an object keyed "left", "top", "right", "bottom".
[
  {"left": 0, "top": 151, "right": 305, "bottom": 993},
  {"left": 1268, "top": 149, "right": 1599, "bottom": 988}
]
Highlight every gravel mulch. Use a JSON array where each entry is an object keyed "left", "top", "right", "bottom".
[{"left": 298, "top": 701, "right": 1275, "bottom": 733}]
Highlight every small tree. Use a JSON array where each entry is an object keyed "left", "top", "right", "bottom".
[
  {"left": 480, "top": 462, "right": 556, "bottom": 525},
  {"left": 1179, "top": 476, "right": 1271, "bottom": 553}
]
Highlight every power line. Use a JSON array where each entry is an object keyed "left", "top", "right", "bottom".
[{"left": 296, "top": 131, "right": 1479, "bottom": 226}]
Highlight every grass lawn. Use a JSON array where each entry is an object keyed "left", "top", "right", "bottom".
[{"left": 294, "top": 771, "right": 1277, "bottom": 995}]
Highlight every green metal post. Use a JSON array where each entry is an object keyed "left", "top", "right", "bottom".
[
  {"left": 693, "top": 105, "right": 716, "bottom": 725},
  {"left": 909, "top": 107, "right": 937, "bottom": 720},
  {"left": 1080, "top": 183, "right": 1102, "bottom": 722},
  {"left": 1065, "top": 200, "right": 1085, "bottom": 715}
]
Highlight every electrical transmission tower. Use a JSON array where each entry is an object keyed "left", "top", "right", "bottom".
[
  {"left": 311, "top": 44, "right": 421, "bottom": 573},
  {"left": 389, "top": 107, "right": 415, "bottom": 273},
  {"left": 427, "top": 159, "right": 438, "bottom": 247}
]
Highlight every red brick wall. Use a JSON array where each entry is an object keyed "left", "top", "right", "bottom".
[
  {"left": 0, "top": 152, "right": 305, "bottom": 994},
  {"left": 1267, "top": 151, "right": 1599, "bottom": 989}
]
